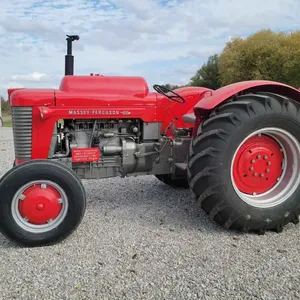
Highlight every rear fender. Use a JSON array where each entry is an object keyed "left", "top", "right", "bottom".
[
  {"left": 189, "top": 80, "right": 300, "bottom": 137},
  {"left": 194, "top": 80, "right": 300, "bottom": 115}
]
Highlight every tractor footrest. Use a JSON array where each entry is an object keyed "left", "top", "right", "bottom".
[{"left": 174, "top": 163, "right": 187, "bottom": 171}]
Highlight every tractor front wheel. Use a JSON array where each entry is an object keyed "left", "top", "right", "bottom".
[
  {"left": 0, "top": 160, "right": 86, "bottom": 246},
  {"left": 187, "top": 92, "right": 300, "bottom": 234}
]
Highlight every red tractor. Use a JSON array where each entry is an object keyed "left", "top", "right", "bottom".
[{"left": 2, "top": 35, "right": 300, "bottom": 246}]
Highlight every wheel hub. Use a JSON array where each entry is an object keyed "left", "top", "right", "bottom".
[
  {"left": 233, "top": 135, "right": 283, "bottom": 195},
  {"left": 18, "top": 184, "right": 63, "bottom": 225}
]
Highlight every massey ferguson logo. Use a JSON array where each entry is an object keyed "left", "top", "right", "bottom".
[{"left": 68, "top": 110, "right": 131, "bottom": 116}]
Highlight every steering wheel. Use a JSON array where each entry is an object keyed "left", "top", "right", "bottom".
[{"left": 153, "top": 84, "right": 185, "bottom": 104}]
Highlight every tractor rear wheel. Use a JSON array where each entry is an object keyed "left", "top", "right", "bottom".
[
  {"left": 187, "top": 92, "right": 300, "bottom": 234},
  {"left": 0, "top": 160, "right": 86, "bottom": 246}
]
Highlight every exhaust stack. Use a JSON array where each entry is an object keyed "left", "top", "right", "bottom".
[{"left": 65, "top": 35, "right": 80, "bottom": 76}]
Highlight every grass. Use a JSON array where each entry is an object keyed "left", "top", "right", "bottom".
[{"left": 2, "top": 112, "right": 12, "bottom": 127}]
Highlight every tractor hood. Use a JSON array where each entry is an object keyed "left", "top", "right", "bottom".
[
  {"left": 9, "top": 88, "right": 55, "bottom": 106},
  {"left": 8, "top": 75, "right": 150, "bottom": 107},
  {"left": 58, "top": 75, "right": 149, "bottom": 98}
]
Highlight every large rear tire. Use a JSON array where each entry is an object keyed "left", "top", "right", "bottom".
[
  {"left": 187, "top": 92, "right": 300, "bottom": 234},
  {"left": 0, "top": 160, "right": 86, "bottom": 246}
]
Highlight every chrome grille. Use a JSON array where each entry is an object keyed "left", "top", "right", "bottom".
[{"left": 11, "top": 107, "right": 32, "bottom": 160}]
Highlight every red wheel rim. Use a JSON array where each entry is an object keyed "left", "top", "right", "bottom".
[
  {"left": 231, "top": 128, "right": 300, "bottom": 208},
  {"left": 18, "top": 184, "right": 63, "bottom": 225},
  {"left": 232, "top": 134, "right": 284, "bottom": 195},
  {"left": 12, "top": 180, "right": 69, "bottom": 233}
]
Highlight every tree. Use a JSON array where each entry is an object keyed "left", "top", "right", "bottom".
[
  {"left": 189, "top": 54, "right": 221, "bottom": 89},
  {"left": 1, "top": 96, "right": 10, "bottom": 114},
  {"left": 218, "top": 29, "right": 300, "bottom": 88}
]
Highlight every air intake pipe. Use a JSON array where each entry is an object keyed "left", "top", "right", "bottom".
[{"left": 65, "top": 34, "right": 80, "bottom": 76}]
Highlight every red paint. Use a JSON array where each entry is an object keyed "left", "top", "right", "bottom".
[
  {"left": 161, "top": 87, "right": 213, "bottom": 135},
  {"left": 18, "top": 184, "right": 63, "bottom": 225},
  {"left": 9, "top": 89, "right": 55, "bottom": 106},
  {"left": 72, "top": 148, "right": 100, "bottom": 162},
  {"left": 10, "top": 75, "right": 211, "bottom": 160},
  {"left": 232, "top": 135, "right": 283, "bottom": 195},
  {"left": 194, "top": 80, "right": 300, "bottom": 113},
  {"left": 59, "top": 75, "right": 149, "bottom": 98},
  {"left": 7, "top": 88, "right": 24, "bottom": 100},
  {"left": 15, "top": 159, "right": 26, "bottom": 165}
]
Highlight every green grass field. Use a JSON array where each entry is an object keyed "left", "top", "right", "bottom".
[{"left": 2, "top": 112, "right": 12, "bottom": 127}]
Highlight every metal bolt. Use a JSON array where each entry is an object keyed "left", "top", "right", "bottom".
[
  {"left": 277, "top": 177, "right": 280, "bottom": 181},
  {"left": 47, "top": 219, "right": 53, "bottom": 223},
  {"left": 257, "top": 155, "right": 261, "bottom": 159},
  {"left": 41, "top": 184, "right": 47, "bottom": 189},
  {"left": 249, "top": 166, "right": 254, "bottom": 171},
  {"left": 258, "top": 134, "right": 262, "bottom": 137},
  {"left": 260, "top": 173, "right": 264, "bottom": 177},
  {"left": 266, "top": 169, "right": 270, "bottom": 173},
  {"left": 253, "top": 192, "right": 257, "bottom": 196},
  {"left": 19, "top": 194, "right": 25, "bottom": 200},
  {"left": 280, "top": 148, "right": 284, "bottom": 152},
  {"left": 264, "top": 156, "right": 268, "bottom": 160},
  {"left": 23, "top": 217, "right": 28, "bottom": 222},
  {"left": 254, "top": 172, "right": 258, "bottom": 177},
  {"left": 58, "top": 198, "right": 63, "bottom": 204},
  {"left": 251, "top": 159, "right": 256, "bottom": 163},
  {"left": 267, "top": 162, "right": 271, "bottom": 166}
]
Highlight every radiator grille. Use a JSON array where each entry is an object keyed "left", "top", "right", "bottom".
[{"left": 11, "top": 107, "right": 32, "bottom": 160}]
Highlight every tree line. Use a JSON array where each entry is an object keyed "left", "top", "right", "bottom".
[
  {"left": 1, "top": 97, "right": 10, "bottom": 113},
  {"left": 163, "top": 29, "right": 300, "bottom": 91}
]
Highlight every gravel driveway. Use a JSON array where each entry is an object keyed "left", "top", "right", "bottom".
[{"left": 0, "top": 127, "right": 299, "bottom": 300}]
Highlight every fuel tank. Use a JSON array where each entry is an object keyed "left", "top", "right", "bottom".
[{"left": 59, "top": 75, "right": 149, "bottom": 98}]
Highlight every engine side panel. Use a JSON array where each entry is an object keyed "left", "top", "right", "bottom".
[{"left": 158, "top": 86, "right": 213, "bottom": 135}]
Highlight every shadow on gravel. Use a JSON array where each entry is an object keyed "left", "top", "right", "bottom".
[
  {"left": 83, "top": 176, "right": 227, "bottom": 234},
  {"left": 0, "top": 176, "right": 236, "bottom": 248},
  {"left": 0, "top": 235, "right": 19, "bottom": 249}
]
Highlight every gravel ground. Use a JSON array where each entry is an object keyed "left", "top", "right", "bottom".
[{"left": 0, "top": 127, "right": 300, "bottom": 300}]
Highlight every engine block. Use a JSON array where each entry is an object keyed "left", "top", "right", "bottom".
[{"left": 48, "top": 118, "right": 174, "bottom": 179}]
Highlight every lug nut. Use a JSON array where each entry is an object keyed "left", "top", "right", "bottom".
[
  {"left": 266, "top": 169, "right": 270, "bottom": 173},
  {"left": 267, "top": 162, "right": 271, "bottom": 166},
  {"left": 251, "top": 159, "right": 256, "bottom": 163},
  {"left": 249, "top": 166, "right": 254, "bottom": 171},
  {"left": 254, "top": 172, "right": 258, "bottom": 177},
  {"left": 19, "top": 194, "right": 26, "bottom": 200},
  {"left": 257, "top": 155, "right": 261, "bottom": 159},
  {"left": 260, "top": 173, "right": 264, "bottom": 177},
  {"left": 264, "top": 156, "right": 268, "bottom": 160}
]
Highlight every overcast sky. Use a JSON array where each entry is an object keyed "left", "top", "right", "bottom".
[{"left": 0, "top": 0, "right": 299, "bottom": 98}]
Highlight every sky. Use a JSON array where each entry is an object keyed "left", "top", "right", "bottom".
[{"left": 0, "top": 0, "right": 300, "bottom": 98}]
